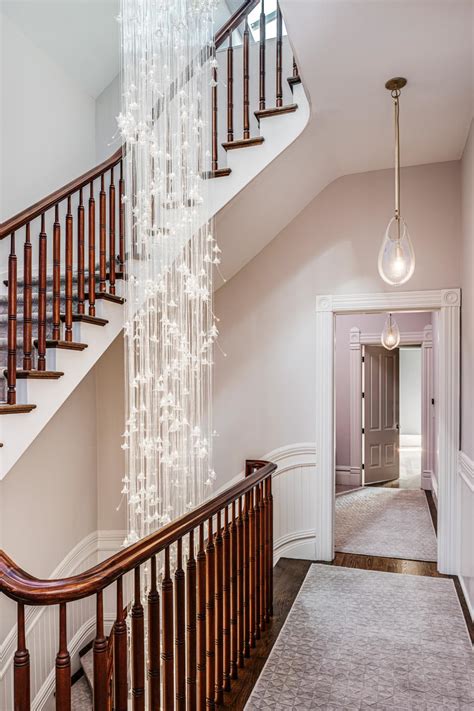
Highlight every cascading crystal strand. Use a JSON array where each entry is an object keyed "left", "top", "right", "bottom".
[{"left": 119, "top": 0, "right": 219, "bottom": 545}]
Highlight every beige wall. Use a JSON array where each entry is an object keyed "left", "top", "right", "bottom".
[{"left": 213, "top": 161, "right": 462, "bottom": 487}]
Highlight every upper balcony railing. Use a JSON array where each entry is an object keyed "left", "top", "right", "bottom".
[{"left": 0, "top": 459, "right": 276, "bottom": 710}]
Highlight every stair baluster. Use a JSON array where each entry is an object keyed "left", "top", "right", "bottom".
[
  {"left": 258, "top": 482, "right": 266, "bottom": 634},
  {"left": 196, "top": 523, "right": 207, "bottom": 708},
  {"left": 276, "top": 4, "right": 283, "bottom": 107},
  {"left": 211, "top": 61, "right": 218, "bottom": 172},
  {"left": 161, "top": 546, "right": 174, "bottom": 710},
  {"left": 13, "top": 603, "right": 30, "bottom": 711},
  {"left": 243, "top": 491, "right": 250, "bottom": 658},
  {"left": 214, "top": 510, "right": 224, "bottom": 704},
  {"left": 243, "top": 19, "right": 250, "bottom": 140},
  {"left": 99, "top": 175, "right": 107, "bottom": 294},
  {"left": 147, "top": 556, "right": 161, "bottom": 709},
  {"left": 88, "top": 182, "right": 96, "bottom": 317},
  {"left": 237, "top": 496, "right": 244, "bottom": 669},
  {"left": 114, "top": 576, "right": 128, "bottom": 711},
  {"left": 65, "top": 196, "right": 73, "bottom": 342},
  {"left": 109, "top": 167, "right": 116, "bottom": 295},
  {"left": 205, "top": 516, "right": 216, "bottom": 709},
  {"left": 259, "top": 0, "right": 266, "bottom": 110},
  {"left": 93, "top": 591, "right": 108, "bottom": 711},
  {"left": 37, "top": 215, "right": 47, "bottom": 371},
  {"left": 23, "top": 224, "right": 32, "bottom": 371},
  {"left": 227, "top": 36, "right": 234, "bottom": 142},
  {"left": 222, "top": 505, "right": 232, "bottom": 691},
  {"left": 7, "top": 232, "right": 17, "bottom": 404},
  {"left": 249, "top": 487, "right": 256, "bottom": 648},
  {"left": 131, "top": 566, "right": 145, "bottom": 710},
  {"left": 230, "top": 500, "right": 238, "bottom": 679},
  {"left": 52, "top": 206, "right": 61, "bottom": 341},
  {"left": 255, "top": 483, "right": 261, "bottom": 640},
  {"left": 55, "top": 603, "right": 71, "bottom": 711},
  {"left": 119, "top": 160, "right": 125, "bottom": 268},
  {"left": 175, "top": 539, "right": 186, "bottom": 709},
  {"left": 186, "top": 530, "right": 197, "bottom": 709},
  {"left": 77, "top": 188, "right": 85, "bottom": 315}
]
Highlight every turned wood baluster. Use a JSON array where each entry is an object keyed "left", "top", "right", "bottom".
[
  {"left": 93, "top": 591, "right": 108, "bottom": 711},
  {"left": 259, "top": 0, "right": 266, "bottom": 110},
  {"left": 119, "top": 160, "right": 125, "bottom": 267},
  {"left": 276, "top": 4, "right": 283, "bottom": 107},
  {"left": 37, "top": 215, "right": 47, "bottom": 371},
  {"left": 162, "top": 546, "right": 174, "bottom": 710},
  {"left": 55, "top": 603, "right": 71, "bottom": 711},
  {"left": 222, "top": 506, "right": 231, "bottom": 691},
  {"left": 99, "top": 174, "right": 107, "bottom": 293},
  {"left": 243, "top": 19, "right": 250, "bottom": 139},
  {"left": 243, "top": 491, "right": 250, "bottom": 657},
  {"left": 88, "top": 182, "right": 96, "bottom": 316},
  {"left": 255, "top": 485, "right": 261, "bottom": 640},
  {"left": 148, "top": 556, "right": 160, "bottom": 710},
  {"left": 7, "top": 233, "right": 17, "bottom": 404},
  {"left": 196, "top": 523, "right": 206, "bottom": 708},
  {"left": 211, "top": 62, "right": 218, "bottom": 172},
  {"left": 292, "top": 57, "right": 299, "bottom": 79},
  {"left": 77, "top": 188, "right": 85, "bottom": 315},
  {"left": 186, "top": 530, "right": 197, "bottom": 710},
  {"left": 175, "top": 539, "right": 186, "bottom": 710},
  {"left": 262, "top": 479, "right": 269, "bottom": 624},
  {"left": 230, "top": 500, "right": 238, "bottom": 680},
  {"left": 264, "top": 477, "right": 271, "bottom": 622},
  {"left": 268, "top": 475, "right": 274, "bottom": 617},
  {"left": 258, "top": 483, "right": 266, "bottom": 634},
  {"left": 214, "top": 511, "right": 224, "bottom": 704},
  {"left": 14, "top": 602, "right": 30, "bottom": 711},
  {"left": 22, "top": 225, "right": 32, "bottom": 371},
  {"left": 131, "top": 567, "right": 145, "bottom": 710},
  {"left": 52, "top": 206, "right": 61, "bottom": 341},
  {"left": 206, "top": 517, "right": 216, "bottom": 709},
  {"left": 109, "top": 167, "right": 116, "bottom": 295},
  {"left": 65, "top": 196, "right": 73, "bottom": 342},
  {"left": 227, "top": 36, "right": 234, "bottom": 142},
  {"left": 237, "top": 496, "right": 244, "bottom": 668},
  {"left": 248, "top": 488, "right": 256, "bottom": 648},
  {"left": 114, "top": 576, "right": 128, "bottom": 711}
]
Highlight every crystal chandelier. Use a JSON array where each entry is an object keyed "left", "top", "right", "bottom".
[
  {"left": 119, "top": 0, "right": 219, "bottom": 545},
  {"left": 378, "top": 77, "right": 415, "bottom": 286},
  {"left": 381, "top": 313, "right": 401, "bottom": 350}
]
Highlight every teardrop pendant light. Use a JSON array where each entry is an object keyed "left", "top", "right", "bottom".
[
  {"left": 381, "top": 313, "right": 401, "bottom": 350},
  {"left": 378, "top": 77, "right": 415, "bottom": 286}
]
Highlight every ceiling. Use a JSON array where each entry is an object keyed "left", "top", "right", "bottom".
[
  {"left": 0, "top": 0, "right": 234, "bottom": 99},
  {"left": 282, "top": 0, "right": 473, "bottom": 171}
]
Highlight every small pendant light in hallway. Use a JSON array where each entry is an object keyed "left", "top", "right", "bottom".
[
  {"left": 378, "top": 77, "right": 415, "bottom": 285},
  {"left": 381, "top": 312, "right": 401, "bottom": 350}
]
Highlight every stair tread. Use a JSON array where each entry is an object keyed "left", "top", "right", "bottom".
[
  {"left": 71, "top": 675, "right": 92, "bottom": 711},
  {"left": 222, "top": 136, "right": 264, "bottom": 151},
  {"left": 8, "top": 370, "right": 64, "bottom": 379},
  {"left": 0, "top": 403, "right": 36, "bottom": 414},
  {"left": 81, "top": 649, "right": 94, "bottom": 693},
  {"left": 35, "top": 339, "right": 88, "bottom": 350},
  {"left": 255, "top": 103, "right": 298, "bottom": 120}
]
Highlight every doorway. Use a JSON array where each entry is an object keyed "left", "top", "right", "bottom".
[{"left": 314, "top": 289, "right": 461, "bottom": 574}]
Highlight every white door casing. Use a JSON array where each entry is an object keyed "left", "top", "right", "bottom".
[{"left": 315, "top": 289, "right": 461, "bottom": 575}]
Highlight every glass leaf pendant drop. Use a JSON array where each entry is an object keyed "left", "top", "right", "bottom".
[
  {"left": 381, "top": 313, "right": 401, "bottom": 350},
  {"left": 378, "top": 216, "right": 415, "bottom": 286}
]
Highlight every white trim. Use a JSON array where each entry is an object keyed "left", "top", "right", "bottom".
[
  {"left": 458, "top": 450, "right": 474, "bottom": 493},
  {"left": 459, "top": 576, "right": 474, "bottom": 622},
  {"left": 316, "top": 289, "right": 461, "bottom": 574}
]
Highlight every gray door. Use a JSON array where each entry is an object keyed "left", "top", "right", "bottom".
[{"left": 363, "top": 345, "right": 400, "bottom": 485}]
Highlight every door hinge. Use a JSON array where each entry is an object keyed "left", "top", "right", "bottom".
[
  {"left": 362, "top": 463, "right": 365, "bottom": 470},
  {"left": 432, "top": 398, "right": 435, "bottom": 406},
  {"left": 362, "top": 356, "right": 365, "bottom": 363},
  {"left": 362, "top": 392, "right": 365, "bottom": 399},
  {"left": 362, "top": 427, "right": 365, "bottom": 434}
]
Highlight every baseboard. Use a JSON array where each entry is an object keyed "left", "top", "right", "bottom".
[
  {"left": 336, "top": 465, "right": 361, "bottom": 487},
  {"left": 458, "top": 575, "right": 474, "bottom": 622},
  {"left": 274, "top": 529, "right": 316, "bottom": 565},
  {"left": 421, "top": 469, "right": 433, "bottom": 491}
]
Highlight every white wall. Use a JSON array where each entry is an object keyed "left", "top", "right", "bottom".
[
  {"left": 95, "top": 74, "right": 121, "bottom": 164},
  {"left": 459, "top": 119, "right": 474, "bottom": 617},
  {"left": 213, "top": 161, "right": 462, "bottom": 489},
  {"left": 0, "top": 10, "right": 96, "bottom": 221},
  {"left": 399, "top": 347, "right": 422, "bottom": 436}
]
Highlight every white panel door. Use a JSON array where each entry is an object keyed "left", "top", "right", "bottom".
[{"left": 364, "top": 345, "right": 400, "bottom": 484}]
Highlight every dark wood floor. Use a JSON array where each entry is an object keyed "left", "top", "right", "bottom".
[{"left": 224, "top": 488, "right": 473, "bottom": 707}]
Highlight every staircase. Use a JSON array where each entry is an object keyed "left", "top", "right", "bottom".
[{"left": 0, "top": 0, "right": 308, "bottom": 479}]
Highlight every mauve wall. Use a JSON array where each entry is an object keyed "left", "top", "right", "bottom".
[
  {"left": 334, "top": 311, "right": 432, "bottom": 467},
  {"left": 213, "top": 161, "right": 462, "bottom": 487}
]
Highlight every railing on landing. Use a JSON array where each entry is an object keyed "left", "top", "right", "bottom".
[
  {"left": 0, "top": 459, "right": 276, "bottom": 710},
  {"left": 0, "top": 0, "right": 300, "bottom": 411}
]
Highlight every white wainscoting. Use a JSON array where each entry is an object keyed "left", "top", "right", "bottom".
[
  {"left": 458, "top": 450, "right": 474, "bottom": 621},
  {"left": 0, "top": 530, "right": 125, "bottom": 711}
]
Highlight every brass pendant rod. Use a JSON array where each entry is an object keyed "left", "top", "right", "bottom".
[{"left": 394, "top": 93, "right": 400, "bottom": 224}]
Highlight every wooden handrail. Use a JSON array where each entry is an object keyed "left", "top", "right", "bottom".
[
  {"left": 0, "top": 460, "right": 276, "bottom": 606},
  {"left": 0, "top": 149, "right": 122, "bottom": 240},
  {"left": 0, "top": 0, "right": 259, "bottom": 241}
]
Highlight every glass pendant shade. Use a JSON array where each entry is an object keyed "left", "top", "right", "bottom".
[
  {"left": 381, "top": 313, "right": 401, "bottom": 350},
  {"left": 378, "top": 216, "right": 415, "bottom": 285}
]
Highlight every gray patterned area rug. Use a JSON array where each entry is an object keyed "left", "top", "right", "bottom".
[
  {"left": 335, "top": 488, "right": 437, "bottom": 561},
  {"left": 245, "top": 565, "right": 474, "bottom": 710}
]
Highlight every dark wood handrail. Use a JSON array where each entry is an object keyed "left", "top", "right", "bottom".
[
  {"left": 0, "top": 460, "right": 276, "bottom": 606},
  {"left": 0, "top": 149, "right": 123, "bottom": 239},
  {"left": 0, "top": 0, "right": 260, "bottom": 240}
]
